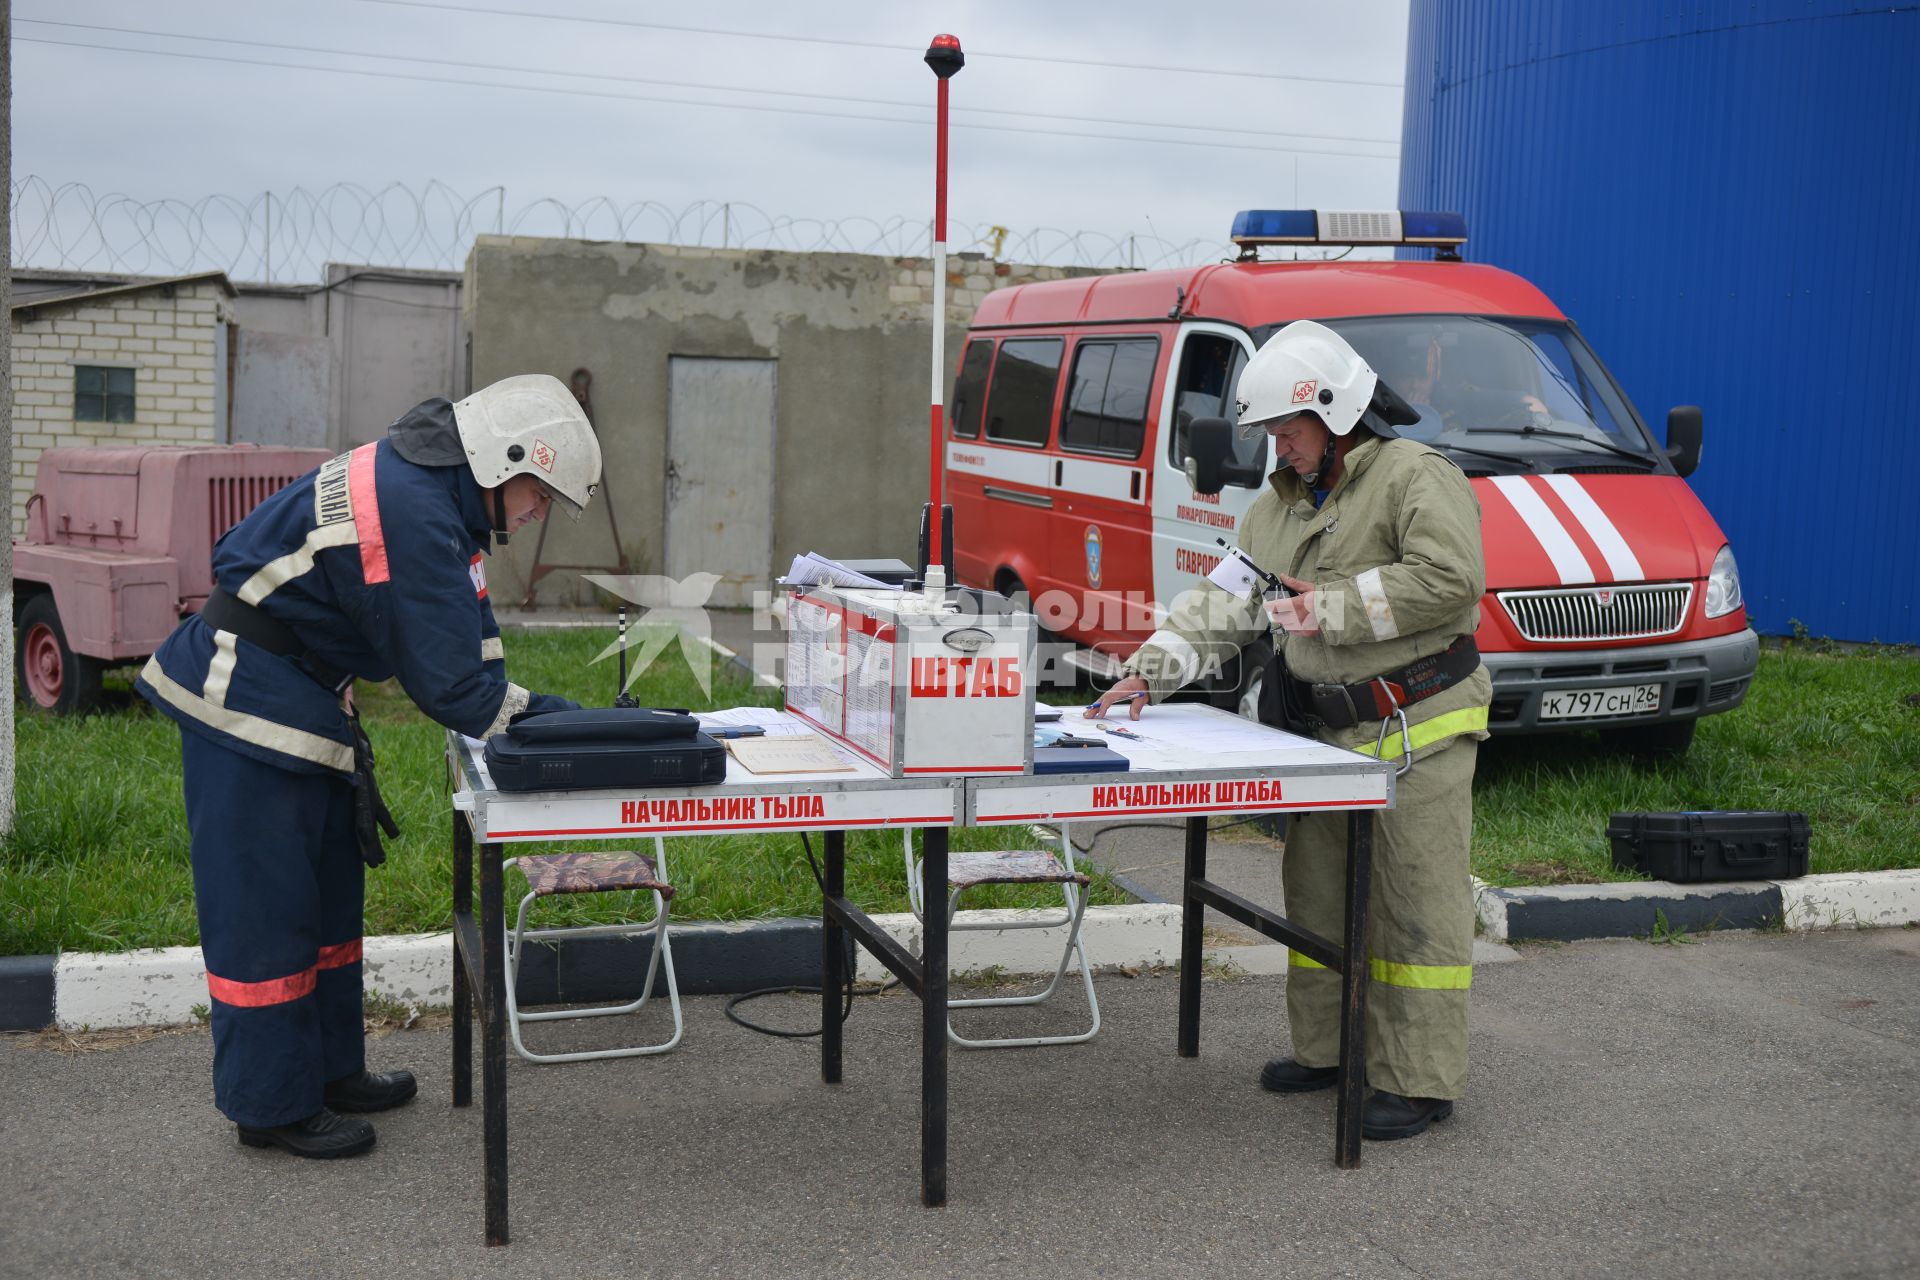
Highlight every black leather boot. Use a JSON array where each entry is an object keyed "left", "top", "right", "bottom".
[
  {"left": 237, "top": 1108, "right": 375, "bottom": 1158},
  {"left": 1362, "top": 1090, "right": 1454, "bottom": 1140},
  {"left": 1259, "top": 1057, "right": 1339, "bottom": 1093},
  {"left": 324, "top": 1068, "right": 418, "bottom": 1113}
]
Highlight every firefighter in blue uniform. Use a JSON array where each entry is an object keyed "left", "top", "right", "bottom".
[{"left": 138, "top": 374, "right": 603, "bottom": 1159}]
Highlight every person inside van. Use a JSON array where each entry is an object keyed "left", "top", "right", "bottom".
[{"left": 1089, "top": 320, "right": 1490, "bottom": 1142}]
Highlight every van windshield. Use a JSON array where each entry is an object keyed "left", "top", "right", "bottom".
[{"left": 1254, "top": 316, "right": 1666, "bottom": 474}]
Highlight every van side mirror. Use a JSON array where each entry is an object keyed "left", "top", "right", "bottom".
[
  {"left": 1665, "top": 405, "right": 1703, "bottom": 478},
  {"left": 1184, "top": 417, "right": 1263, "bottom": 496}
]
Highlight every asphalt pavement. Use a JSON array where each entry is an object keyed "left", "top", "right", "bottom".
[{"left": 3, "top": 927, "right": 1916, "bottom": 1279}]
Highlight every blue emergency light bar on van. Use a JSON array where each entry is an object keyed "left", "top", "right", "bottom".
[{"left": 1230, "top": 209, "right": 1468, "bottom": 248}]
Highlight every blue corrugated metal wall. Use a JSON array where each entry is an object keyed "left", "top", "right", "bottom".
[{"left": 1398, "top": 1, "right": 1920, "bottom": 642}]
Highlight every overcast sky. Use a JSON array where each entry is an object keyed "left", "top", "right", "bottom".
[{"left": 11, "top": 0, "right": 1411, "bottom": 281}]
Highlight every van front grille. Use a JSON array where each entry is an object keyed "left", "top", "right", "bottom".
[{"left": 1497, "top": 583, "right": 1692, "bottom": 643}]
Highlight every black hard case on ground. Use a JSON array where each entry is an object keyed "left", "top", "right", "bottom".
[
  {"left": 482, "top": 708, "right": 727, "bottom": 791},
  {"left": 1606, "top": 811, "right": 1810, "bottom": 882}
]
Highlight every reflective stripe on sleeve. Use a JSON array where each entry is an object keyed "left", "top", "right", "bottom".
[
  {"left": 1352, "top": 704, "right": 1490, "bottom": 762},
  {"left": 1289, "top": 950, "right": 1473, "bottom": 990},
  {"left": 1137, "top": 630, "right": 1199, "bottom": 684},
  {"left": 318, "top": 939, "right": 363, "bottom": 970},
  {"left": 480, "top": 636, "right": 504, "bottom": 663},
  {"left": 482, "top": 682, "right": 531, "bottom": 738},
  {"left": 203, "top": 630, "right": 239, "bottom": 709},
  {"left": 1354, "top": 567, "right": 1399, "bottom": 641},
  {"left": 140, "top": 656, "right": 355, "bottom": 772}
]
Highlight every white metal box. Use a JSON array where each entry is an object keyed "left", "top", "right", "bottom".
[{"left": 784, "top": 585, "right": 1037, "bottom": 778}]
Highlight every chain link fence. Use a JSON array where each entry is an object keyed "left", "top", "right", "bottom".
[{"left": 10, "top": 177, "right": 1234, "bottom": 283}]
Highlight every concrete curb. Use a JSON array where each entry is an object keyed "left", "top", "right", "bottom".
[
  {"left": 1473, "top": 868, "right": 1920, "bottom": 943},
  {"left": 18, "top": 904, "right": 1192, "bottom": 1033}
]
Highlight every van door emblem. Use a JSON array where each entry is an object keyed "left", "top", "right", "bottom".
[{"left": 1084, "top": 524, "right": 1104, "bottom": 589}]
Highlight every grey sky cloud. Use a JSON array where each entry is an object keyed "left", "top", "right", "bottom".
[{"left": 12, "top": 0, "right": 1411, "bottom": 278}]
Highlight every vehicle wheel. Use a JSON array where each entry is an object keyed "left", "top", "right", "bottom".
[
  {"left": 16, "top": 594, "right": 104, "bottom": 714},
  {"left": 999, "top": 573, "right": 1073, "bottom": 690},
  {"left": 1599, "top": 718, "right": 1696, "bottom": 760},
  {"left": 1212, "top": 636, "right": 1273, "bottom": 722}
]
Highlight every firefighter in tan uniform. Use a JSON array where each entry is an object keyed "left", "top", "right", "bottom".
[{"left": 1090, "top": 320, "right": 1490, "bottom": 1140}]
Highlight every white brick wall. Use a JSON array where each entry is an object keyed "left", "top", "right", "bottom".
[{"left": 9, "top": 281, "right": 231, "bottom": 534}]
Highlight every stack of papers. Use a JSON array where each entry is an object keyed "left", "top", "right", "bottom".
[
  {"left": 780, "top": 552, "right": 899, "bottom": 590},
  {"left": 726, "top": 733, "right": 855, "bottom": 774}
]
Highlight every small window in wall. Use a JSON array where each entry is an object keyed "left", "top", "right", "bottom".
[
  {"left": 1062, "top": 337, "right": 1159, "bottom": 457},
  {"left": 1168, "top": 335, "right": 1266, "bottom": 485},
  {"left": 948, "top": 339, "right": 995, "bottom": 439},
  {"left": 75, "top": 365, "right": 136, "bottom": 424},
  {"left": 983, "top": 337, "right": 1063, "bottom": 448}
]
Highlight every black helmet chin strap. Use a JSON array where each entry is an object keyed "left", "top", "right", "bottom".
[
  {"left": 492, "top": 487, "right": 511, "bottom": 545},
  {"left": 1303, "top": 433, "right": 1340, "bottom": 488}
]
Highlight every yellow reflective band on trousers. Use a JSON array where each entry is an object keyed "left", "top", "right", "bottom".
[
  {"left": 1288, "top": 950, "right": 1473, "bottom": 990},
  {"left": 1352, "top": 704, "right": 1490, "bottom": 762}
]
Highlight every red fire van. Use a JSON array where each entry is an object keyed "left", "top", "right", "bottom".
[{"left": 944, "top": 210, "right": 1758, "bottom": 756}]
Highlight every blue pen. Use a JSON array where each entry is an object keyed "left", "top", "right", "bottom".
[{"left": 1086, "top": 691, "right": 1148, "bottom": 711}]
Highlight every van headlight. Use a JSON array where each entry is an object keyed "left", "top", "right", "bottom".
[{"left": 1704, "top": 544, "right": 1743, "bottom": 618}]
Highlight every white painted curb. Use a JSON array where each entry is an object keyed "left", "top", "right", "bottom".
[{"left": 1777, "top": 869, "right": 1920, "bottom": 931}]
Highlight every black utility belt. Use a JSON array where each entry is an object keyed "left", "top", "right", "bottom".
[
  {"left": 200, "top": 588, "right": 353, "bottom": 694},
  {"left": 1289, "top": 635, "right": 1479, "bottom": 730}
]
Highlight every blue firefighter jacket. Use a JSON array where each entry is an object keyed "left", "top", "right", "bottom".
[{"left": 137, "top": 401, "right": 576, "bottom": 775}]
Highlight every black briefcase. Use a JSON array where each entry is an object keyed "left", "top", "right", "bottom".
[
  {"left": 483, "top": 707, "right": 727, "bottom": 791},
  {"left": 1605, "top": 811, "right": 1810, "bottom": 882}
]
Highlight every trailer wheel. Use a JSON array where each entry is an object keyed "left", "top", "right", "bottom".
[
  {"left": 16, "top": 595, "right": 104, "bottom": 714},
  {"left": 1209, "top": 636, "right": 1273, "bottom": 722}
]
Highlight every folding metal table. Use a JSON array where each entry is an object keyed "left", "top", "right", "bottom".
[{"left": 446, "top": 708, "right": 1393, "bottom": 1246}]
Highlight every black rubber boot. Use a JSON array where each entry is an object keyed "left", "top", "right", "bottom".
[
  {"left": 324, "top": 1068, "right": 418, "bottom": 1113},
  {"left": 1362, "top": 1090, "right": 1455, "bottom": 1140},
  {"left": 1259, "top": 1058, "right": 1339, "bottom": 1094},
  {"left": 237, "top": 1108, "right": 375, "bottom": 1159}
]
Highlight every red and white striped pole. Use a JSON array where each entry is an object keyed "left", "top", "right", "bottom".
[{"left": 923, "top": 33, "right": 964, "bottom": 589}]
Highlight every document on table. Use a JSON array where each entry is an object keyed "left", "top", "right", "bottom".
[
  {"left": 1084, "top": 704, "right": 1321, "bottom": 755},
  {"left": 780, "top": 552, "right": 898, "bottom": 590},
  {"left": 696, "top": 706, "right": 813, "bottom": 736},
  {"left": 726, "top": 732, "right": 856, "bottom": 774}
]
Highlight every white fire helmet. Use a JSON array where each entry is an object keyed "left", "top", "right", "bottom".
[
  {"left": 1234, "top": 319, "right": 1379, "bottom": 440},
  {"left": 452, "top": 373, "right": 602, "bottom": 519}
]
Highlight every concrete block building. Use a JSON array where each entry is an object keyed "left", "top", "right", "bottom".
[{"left": 8, "top": 271, "right": 235, "bottom": 533}]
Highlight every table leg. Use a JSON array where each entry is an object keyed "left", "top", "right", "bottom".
[
  {"left": 1335, "top": 810, "right": 1374, "bottom": 1169},
  {"left": 480, "top": 837, "right": 509, "bottom": 1246},
  {"left": 1177, "top": 814, "right": 1208, "bottom": 1057},
  {"left": 921, "top": 825, "right": 948, "bottom": 1208},
  {"left": 821, "top": 830, "right": 845, "bottom": 1085},
  {"left": 451, "top": 812, "right": 472, "bottom": 1109}
]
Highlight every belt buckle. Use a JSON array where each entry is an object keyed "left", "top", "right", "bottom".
[{"left": 1310, "top": 682, "right": 1359, "bottom": 728}]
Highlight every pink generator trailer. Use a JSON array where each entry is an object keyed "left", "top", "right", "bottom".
[{"left": 14, "top": 444, "right": 329, "bottom": 713}]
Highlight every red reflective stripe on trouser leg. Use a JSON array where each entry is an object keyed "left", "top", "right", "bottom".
[
  {"left": 317, "top": 939, "right": 363, "bottom": 969},
  {"left": 348, "top": 442, "right": 390, "bottom": 584},
  {"left": 207, "top": 964, "right": 318, "bottom": 1008}
]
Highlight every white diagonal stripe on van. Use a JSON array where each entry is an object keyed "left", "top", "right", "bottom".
[
  {"left": 947, "top": 443, "right": 1051, "bottom": 490},
  {"left": 1487, "top": 475, "right": 1594, "bottom": 585},
  {"left": 1540, "top": 474, "right": 1644, "bottom": 582}
]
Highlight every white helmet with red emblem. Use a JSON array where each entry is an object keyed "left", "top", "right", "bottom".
[
  {"left": 452, "top": 373, "right": 602, "bottom": 520},
  {"left": 1234, "top": 319, "right": 1379, "bottom": 440}
]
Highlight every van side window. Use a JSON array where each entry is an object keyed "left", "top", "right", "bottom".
[
  {"left": 1168, "top": 334, "right": 1266, "bottom": 484},
  {"left": 983, "top": 337, "right": 1063, "bottom": 448},
  {"left": 948, "top": 339, "right": 995, "bottom": 439},
  {"left": 1061, "top": 337, "right": 1159, "bottom": 458}
]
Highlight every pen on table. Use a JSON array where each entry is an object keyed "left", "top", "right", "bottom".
[
  {"left": 706, "top": 725, "right": 767, "bottom": 739},
  {"left": 1086, "top": 691, "right": 1148, "bottom": 711}
]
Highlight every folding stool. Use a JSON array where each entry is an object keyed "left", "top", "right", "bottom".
[
  {"left": 502, "top": 839, "right": 684, "bottom": 1063},
  {"left": 902, "top": 824, "right": 1100, "bottom": 1049}
]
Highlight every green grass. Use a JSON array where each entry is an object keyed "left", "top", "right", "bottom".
[
  {"left": 6, "top": 634, "right": 1916, "bottom": 954},
  {"left": 1, "top": 627, "right": 1126, "bottom": 956},
  {"left": 1470, "top": 642, "right": 1920, "bottom": 886}
]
